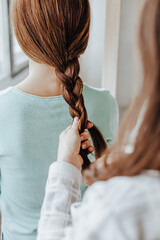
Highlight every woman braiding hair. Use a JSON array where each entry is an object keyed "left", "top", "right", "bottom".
[
  {"left": 12, "top": 0, "right": 107, "bottom": 169},
  {"left": 37, "top": 0, "right": 160, "bottom": 239}
]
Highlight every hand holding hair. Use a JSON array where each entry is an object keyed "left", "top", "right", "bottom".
[{"left": 57, "top": 118, "right": 94, "bottom": 169}]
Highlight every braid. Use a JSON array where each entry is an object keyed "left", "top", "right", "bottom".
[
  {"left": 56, "top": 58, "right": 107, "bottom": 169},
  {"left": 56, "top": 58, "right": 87, "bottom": 130}
]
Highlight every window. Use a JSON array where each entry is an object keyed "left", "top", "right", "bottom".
[
  {"left": 0, "top": 0, "right": 28, "bottom": 81},
  {"left": 0, "top": 0, "right": 10, "bottom": 80},
  {"left": 10, "top": 30, "right": 28, "bottom": 76}
]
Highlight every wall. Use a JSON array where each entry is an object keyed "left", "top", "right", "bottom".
[
  {"left": 116, "top": 0, "right": 137, "bottom": 108},
  {"left": 80, "top": 0, "right": 140, "bottom": 111},
  {"left": 80, "top": 0, "right": 107, "bottom": 88},
  {"left": 116, "top": 0, "right": 145, "bottom": 119},
  {"left": 102, "top": 0, "right": 121, "bottom": 97}
]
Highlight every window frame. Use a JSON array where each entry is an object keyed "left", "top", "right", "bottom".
[
  {"left": 8, "top": 0, "right": 28, "bottom": 78},
  {"left": 102, "top": 0, "right": 122, "bottom": 98},
  {"left": 0, "top": 0, "right": 28, "bottom": 81},
  {"left": 9, "top": 33, "right": 29, "bottom": 78},
  {"left": 0, "top": 0, "right": 10, "bottom": 81}
]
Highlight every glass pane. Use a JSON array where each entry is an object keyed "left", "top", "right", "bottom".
[
  {"left": 0, "top": 6, "right": 3, "bottom": 75},
  {"left": 0, "top": 1, "right": 5, "bottom": 77},
  {"left": 0, "top": 0, "right": 10, "bottom": 80},
  {"left": 8, "top": 0, "right": 28, "bottom": 75},
  {"left": 12, "top": 33, "right": 28, "bottom": 67}
]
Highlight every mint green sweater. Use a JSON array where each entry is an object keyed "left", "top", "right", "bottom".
[{"left": 0, "top": 84, "right": 118, "bottom": 240}]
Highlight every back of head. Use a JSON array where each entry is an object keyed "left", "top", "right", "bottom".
[{"left": 11, "top": 0, "right": 107, "bottom": 168}]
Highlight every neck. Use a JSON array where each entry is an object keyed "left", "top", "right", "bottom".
[{"left": 16, "top": 59, "right": 62, "bottom": 97}]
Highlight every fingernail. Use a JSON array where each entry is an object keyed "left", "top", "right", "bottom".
[
  {"left": 84, "top": 170, "right": 91, "bottom": 177},
  {"left": 80, "top": 136, "right": 84, "bottom": 141},
  {"left": 74, "top": 117, "right": 79, "bottom": 122},
  {"left": 82, "top": 144, "right": 86, "bottom": 149}
]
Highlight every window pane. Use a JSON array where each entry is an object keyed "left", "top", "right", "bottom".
[
  {"left": 12, "top": 33, "right": 28, "bottom": 68},
  {"left": 0, "top": 6, "right": 3, "bottom": 75},
  {"left": 0, "top": 0, "right": 10, "bottom": 79},
  {"left": 9, "top": 0, "right": 28, "bottom": 76}
]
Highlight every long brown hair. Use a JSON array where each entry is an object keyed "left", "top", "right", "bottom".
[
  {"left": 85, "top": 0, "right": 160, "bottom": 182},
  {"left": 11, "top": 0, "right": 107, "bottom": 169}
]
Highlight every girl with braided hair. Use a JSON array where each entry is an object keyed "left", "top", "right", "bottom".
[{"left": 0, "top": 0, "right": 118, "bottom": 240}]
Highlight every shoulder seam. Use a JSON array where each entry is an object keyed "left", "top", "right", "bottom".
[
  {"left": 83, "top": 83, "right": 109, "bottom": 94},
  {"left": 0, "top": 87, "right": 12, "bottom": 97}
]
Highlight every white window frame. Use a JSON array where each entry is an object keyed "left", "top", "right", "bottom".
[
  {"left": 0, "top": 0, "right": 10, "bottom": 81},
  {"left": 0, "top": 0, "right": 28, "bottom": 82},
  {"left": 102, "top": 0, "right": 121, "bottom": 98}
]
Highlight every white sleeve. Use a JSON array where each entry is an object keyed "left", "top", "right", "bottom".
[
  {"left": 37, "top": 161, "right": 128, "bottom": 240},
  {"left": 37, "top": 162, "right": 154, "bottom": 240},
  {"left": 37, "top": 161, "right": 82, "bottom": 240},
  {"left": 63, "top": 180, "right": 153, "bottom": 240},
  {"left": 61, "top": 182, "right": 129, "bottom": 240}
]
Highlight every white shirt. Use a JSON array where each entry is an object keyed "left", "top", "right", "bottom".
[{"left": 37, "top": 162, "right": 160, "bottom": 240}]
